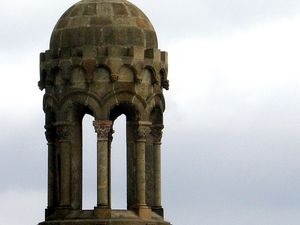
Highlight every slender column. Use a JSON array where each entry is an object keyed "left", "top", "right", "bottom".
[
  {"left": 71, "top": 121, "right": 82, "bottom": 209},
  {"left": 135, "top": 122, "right": 151, "bottom": 207},
  {"left": 45, "top": 126, "right": 56, "bottom": 210},
  {"left": 107, "top": 129, "right": 114, "bottom": 208},
  {"left": 93, "top": 120, "right": 112, "bottom": 208},
  {"left": 55, "top": 122, "right": 72, "bottom": 208},
  {"left": 151, "top": 125, "right": 164, "bottom": 209}
]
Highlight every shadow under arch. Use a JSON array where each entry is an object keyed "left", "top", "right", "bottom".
[
  {"left": 70, "top": 102, "right": 98, "bottom": 210},
  {"left": 58, "top": 91, "right": 101, "bottom": 120},
  {"left": 109, "top": 101, "right": 139, "bottom": 122},
  {"left": 57, "top": 98, "right": 98, "bottom": 210},
  {"left": 107, "top": 101, "right": 141, "bottom": 210}
]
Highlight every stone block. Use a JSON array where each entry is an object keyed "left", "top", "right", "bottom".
[
  {"left": 107, "top": 46, "right": 128, "bottom": 57},
  {"left": 83, "top": 3, "right": 97, "bottom": 16},
  {"left": 129, "top": 46, "right": 144, "bottom": 59},
  {"left": 145, "top": 49, "right": 161, "bottom": 61},
  {"left": 112, "top": 3, "right": 128, "bottom": 16},
  {"left": 94, "top": 208, "right": 112, "bottom": 219},
  {"left": 160, "top": 52, "right": 168, "bottom": 63},
  {"left": 134, "top": 206, "right": 152, "bottom": 220}
]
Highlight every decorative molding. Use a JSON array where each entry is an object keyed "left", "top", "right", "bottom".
[
  {"left": 110, "top": 74, "right": 119, "bottom": 82},
  {"left": 135, "top": 122, "right": 151, "bottom": 141},
  {"left": 162, "top": 80, "right": 169, "bottom": 90},
  {"left": 151, "top": 125, "right": 164, "bottom": 144},
  {"left": 108, "top": 129, "right": 115, "bottom": 142},
  {"left": 56, "top": 126, "right": 71, "bottom": 141},
  {"left": 93, "top": 120, "right": 113, "bottom": 141},
  {"left": 54, "top": 122, "right": 73, "bottom": 141},
  {"left": 44, "top": 126, "right": 56, "bottom": 143},
  {"left": 39, "top": 47, "right": 168, "bottom": 91}
]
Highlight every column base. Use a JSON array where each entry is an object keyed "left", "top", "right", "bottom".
[
  {"left": 39, "top": 219, "right": 172, "bottom": 225},
  {"left": 45, "top": 206, "right": 72, "bottom": 220},
  {"left": 45, "top": 207, "right": 55, "bottom": 218},
  {"left": 133, "top": 205, "right": 152, "bottom": 219},
  {"left": 152, "top": 206, "right": 164, "bottom": 217},
  {"left": 39, "top": 209, "right": 172, "bottom": 225},
  {"left": 94, "top": 206, "right": 111, "bottom": 218}
]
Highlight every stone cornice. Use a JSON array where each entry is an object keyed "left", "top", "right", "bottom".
[{"left": 39, "top": 46, "right": 169, "bottom": 91}]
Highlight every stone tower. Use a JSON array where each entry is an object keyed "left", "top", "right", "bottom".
[{"left": 38, "top": 0, "right": 170, "bottom": 224}]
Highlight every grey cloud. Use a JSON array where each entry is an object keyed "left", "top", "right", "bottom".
[
  {"left": 0, "top": 1, "right": 300, "bottom": 225},
  {"left": 132, "top": 0, "right": 300, "bottom": 45},
  {"left": 0, "top": 0, "right": 78, "bottom": 52},
  {"left": 160, "top": 87, "right": 300, "bottom": 225},
  {"left": 0, "top": 115, "right": 46, "bottom": 192}
]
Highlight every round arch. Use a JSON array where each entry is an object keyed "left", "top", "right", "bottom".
[
  {"left": 58, "top": 91, "right": 102, "bottom": 120},
  {"left": 101, "top": 90, "right": 147, "bottom": 120}
]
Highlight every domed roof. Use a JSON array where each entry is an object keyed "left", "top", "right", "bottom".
[{"left": 50, "top": 0, "right": 158, "bottom": 50}]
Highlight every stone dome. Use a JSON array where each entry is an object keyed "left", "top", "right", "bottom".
[{"left": 50, "top": 0, "right": 158, "bottom": 50}]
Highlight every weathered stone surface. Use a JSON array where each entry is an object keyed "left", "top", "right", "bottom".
[
  {"left": 39, "top": 1, "right": 171, "bottom": 225},
  {"left": 50, "top": 0, "right": 157, "bottom": 50}
]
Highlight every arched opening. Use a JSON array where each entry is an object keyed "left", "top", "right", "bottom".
[
  {"left": 109, "top": 102, "right": 139, "bottom": 209},
  {"left": 111, "top": 114, "right": 127, "bottom": 209},
  {"left": 82, "top": 114, "right": 97, "bottom": 209}
]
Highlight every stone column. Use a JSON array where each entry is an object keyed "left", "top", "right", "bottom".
[
  {"left": 55, "top": 122, "right": 72, "bottom": 208},
  {"left": 107, "top": 129, "right": 114, "bottom": 208},
  {"left": 135, "top": 121, "right": 152, "bottom": 219},
  {"left": 93, "top": 120, "right": 112, "bottom": 212},
  {"left": 151, "top": 125, "right": 164, "bottom": 217},
  {"left": 45, "top": 125, "right": 56, "bottom": 212}
]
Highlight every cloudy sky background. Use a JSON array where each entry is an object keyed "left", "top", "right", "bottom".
[{"left": 1, "top": 0, "right": 300, "bottom": 224}]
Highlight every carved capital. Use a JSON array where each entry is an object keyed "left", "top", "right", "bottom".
[
  {"left": 108, "top": 129, "right": 115, "bottom": 142},
  {"left": 93, "top": 120, "right": 113, "bottom": 141},
  {"left": 151, "top": 125, "right": 164, "bottom": 144},
  {"left": 110, "top": 74, "right": 119, "bottom": 82},
  {"left": 135, "top": 122, "right": 151, "bottom": 141},
  {"left": 135, "top": 77, "right": 142, "bottom": 84},
  {"left": 45, "top": 126, "right": 56, "bottom": 143},
  {"left": 162, "top": 80, "right": 169, "bottom": 90},
  {"left": 55, "top": 124, "right": 72, "bottom": 141}
]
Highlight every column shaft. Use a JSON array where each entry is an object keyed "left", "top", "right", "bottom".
[
  {"left": 55, "top": 123, "right": 72, "bottom": 208},
  {"left": 136, "top": 140, "right": 146, "bottom": 206},
  {"left": 94, "top": 120, "right": 112, "bottom": 208},
  {"left": 97, "top": 140, "right": 108, "bottom": 207},
  {"left": 47, "top": 142, "right": 55, "bottom": 208},
  {"left": 152, "top": 125, "right": 163, "bottom": 208},
  {"left": 107, "top": 130, "right": 114, "bottom": 208},
  {"left": 135, "top": 122, "right": 151, "bottom": 207},
  {"left": 153, "top": 143, "right": 161, "bottom": 207},
  {"left": 45, "top": 127, "right": 56, "bottom": 209},
  {"left": 59, "top": 140, "right": 71, "bottom": 207}
]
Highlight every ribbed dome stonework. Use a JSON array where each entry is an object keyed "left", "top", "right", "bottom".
[{"left": 50, "top": 0, "right": 158, "bottom": 50}]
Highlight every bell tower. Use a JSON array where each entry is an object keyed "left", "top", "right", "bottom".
[{"left": 38, "top": 0, "right": 171, "bottom": 224}]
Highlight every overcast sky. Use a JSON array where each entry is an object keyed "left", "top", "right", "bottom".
[{"left": 0, "top": 0, "right": 300, "bottom": 225}]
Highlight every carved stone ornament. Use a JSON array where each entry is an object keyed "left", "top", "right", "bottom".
[
  {"left": 110, "top": 74, "right": 119, "bottom": 82},
  {"left": 93, "top": 120, "right": 113, "bottom": 140},
  {"left": 162, "top": 80, "right": 169, "bottom": 90},
  {"left": 108, "top": 129, "right": 115, "bottom": 142},
  {"left": 136, "top": 126, "right": 151, "bottom": 141},
  {"left": 151, "top": 126, "right": 163, "bottom": 143},
  {"left": 135, "top": 77, "right": 142, "bottom": 84},
  {"left": 45, "top": 128, "right": 56, "bottom": 142},
  {"left": 56, "top": 125, "right": 71, "bottom": 141}
]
